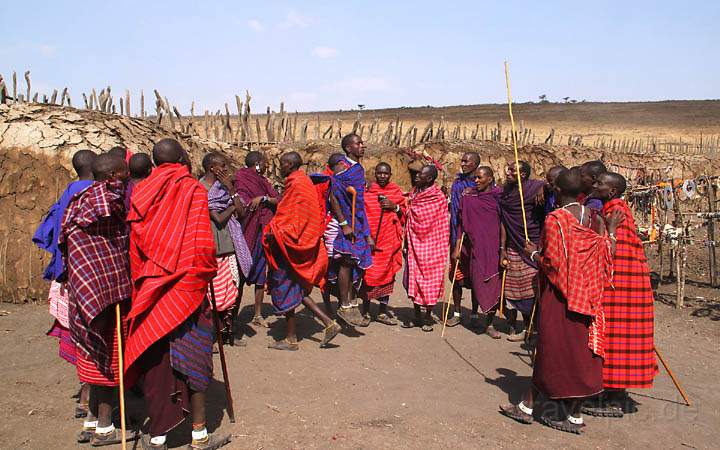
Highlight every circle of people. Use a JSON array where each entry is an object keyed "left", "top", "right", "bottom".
[{"left": 34, "top": 133, "right": 658, "bottom": 447}]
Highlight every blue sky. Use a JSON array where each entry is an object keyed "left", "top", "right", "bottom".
[{"left": 1, "top": 1, "right": 718, "bottom": 113}]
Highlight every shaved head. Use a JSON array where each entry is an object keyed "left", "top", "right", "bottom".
[
  {"left": 245, "top": 151, "right": 264, "bottom": 168},
  {"left": 580, "top": 160, "right": 607, "bottom": 177},
  {"left": 152, "top": 138, "right": 186, "bottom": 166},
  {"left": 92, "top": 153, "right": 126, "bottom": 181},
  {"left": 71, "top": 150, "right": 97, "bottom": 177},
  {"left": 281, "top": 151, "right": 302, "bottom": 169},
  {"left": 555, "top": 168, "right": 584, "bottom": 198},
  {"left": 108, "top": 146, "right": 126, "bottom": 160},
  {"left": 601, "top": 172, "right": 627, "bottom": 196},
  {"left": 129, "top": 153, "right": 152, "bottom": 179},
  {"left": 202, "top": 152, "right": 226, "bottom": 172},
  {"left": 423, "top": 164, "right": 438, "bottom": 181},
  {"left": 464, "top": 152, "right": 480, "bottom": 165},
  {"left": 328, "top": 152, "right": 345, "bottom": 168}
]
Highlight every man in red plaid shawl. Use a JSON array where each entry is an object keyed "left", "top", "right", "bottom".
[
  {"left": 583, "top": 172, "right": 658, "bottom": 417},
  {"left": 402, "top": 165, "right": 449, "bottom": 332},
  {"left": 60, "top": 153, "right": 138, "bottom": 446},
  {"left": 500, "top": 169, "right": 623, "bottom": 434}
]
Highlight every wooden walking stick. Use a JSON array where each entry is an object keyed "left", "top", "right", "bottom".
[
  {"left": 115, "top": 303, "right": 127, "bottom": 450},
  {"left": 347, "top": 186, "right": 357, "bottom": 242},
  {"left": 654, "top": 345, "right": 691, "bottom": 406},
  {"left": 442, "top": 234, "right": 465, "bottom": 338},
  {"left": 499, "top": 268, "right": 507, "bottom": 317},
  {"left": 208, "top": 283, "right": 236, "bottom": 422},
  {"left": 373, "top": 195, "right": 386, "bottom": 248}
]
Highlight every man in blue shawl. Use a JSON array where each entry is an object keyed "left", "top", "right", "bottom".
[
  {"left": 32, "top": 149, "right": 96, "bottom": 419},
  {"left": 446, "top": 152, "right": 480, "bottom": 327},
  {"left": 327, "top": 134, "right": 374, "bottom": 326}
]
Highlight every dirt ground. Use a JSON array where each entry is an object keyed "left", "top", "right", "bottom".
[{"left": 1, "top": 246, "right": 718, "bottom": 450}]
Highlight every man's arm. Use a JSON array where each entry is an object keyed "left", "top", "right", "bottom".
[{"left": 329, "top": 192, "right": 353, "bottom": 238}]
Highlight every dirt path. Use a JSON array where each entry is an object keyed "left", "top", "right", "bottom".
[{"left": 0, "top": 271, "right": 717, "bottom": 450}]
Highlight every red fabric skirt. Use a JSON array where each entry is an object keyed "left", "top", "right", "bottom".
[
  {"left": 504, "top": 248, "right": 537, "bottom": 301},
  {"left": 211, "top": 254, "right": 239, "bottom": 312},
  {"left": 532, "top": 282, "right": 603, "bottom": 399},
  {"left": 363, "top": 282, "right": 394, "bottom": 300},
  {"left": 76, "top": 308, "right": 128, "bottom": 387}
]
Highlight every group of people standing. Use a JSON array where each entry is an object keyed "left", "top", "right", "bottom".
[{"left": 33, "top": 132, "right": 658, "bottom": 447}]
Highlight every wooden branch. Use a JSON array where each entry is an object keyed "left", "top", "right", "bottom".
[
  {"left": 50, "top": 89, "right": 58, "bottom": 104},
  {"left": 12, "top": 71, "right": 17, "bottom": 104},
  {"left": 125, "top": 90, "right": 130, "bottom": 116},
  {"left": 24, "top": 71, "right": 30, "bottom": 101},
  {"left": 140, "top": 89, "right": 145, "bottom": 117}
]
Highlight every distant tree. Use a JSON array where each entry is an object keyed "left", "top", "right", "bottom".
[
  {"left": 570, "top": 99, "right": 578, "bottom": 104},
  {"left": 563, "top": 96, "right": 570, "bottom": 103},
  {"left": 358, "top": 104, "right": 365, "bottom": 110},
  {"left": 539, "top": 94, "right": 549, "bottom": 104}
]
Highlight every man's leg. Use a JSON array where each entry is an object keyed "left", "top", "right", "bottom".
[
  {"left": 187, "top": 390, "right": 231, "bottom": 448},
  {"left": 252, "top": 285, "right": 272, "bottom": 327},
  {"left": 89, "top": 385, "right": 138, "bottom": 445},
  {"left": 322, "top": 289, "right": 333, "bottom": 316},
  {"left": 376, "top": 296, "right": 397, "bottom": 325},
  {"left": 499, "top": 385, "right": 537, "bottom": 424},
  {"left": 269, "top": 310, "right": 299, "bottom": 351},
  {"left": 447, "top": 284, "right": 462, "bottom": 327},
  {"left": 302, "top": 296, "right": 342, "bottom": 347},
  {"left": 336, "top": 259, "right": 362, "bottom": 325}
]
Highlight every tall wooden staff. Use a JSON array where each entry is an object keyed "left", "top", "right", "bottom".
[
  {"left": 208, "top": 284, "right": 236, "bottom": 422},
  {"left": 503, "top": 62, "right": 536, "bottom": 341},
  {"left": 115, "top": 304, "right": 127, "bottom": 450},
  {"left": 347, "top": 186, "right": 357, "bottom": 242}
]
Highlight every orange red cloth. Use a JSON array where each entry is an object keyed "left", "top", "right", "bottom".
[
  {"left": 364, "top": 182, "right": 406, "bottom": 288},
  {"left": 540, "top": 208, "right": 613, "bottom": 357},
  {"left": 124, "top": 163, "right": 217, "bottom": 372},
  {"left": 263, "top": 170, "right": 328, "bottom": 292}
]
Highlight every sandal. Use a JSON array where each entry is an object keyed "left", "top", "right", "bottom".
[
  {"left": 320, "top": 321, "right": 342, "bottom": 347},
  {"left": 507, "top": 328, "right": 527, "bottom": 342},
  {"left": 77, "top": 425, "right": 96, "bottom": 443},
  {"left": 268, "top": 339, "right": 299, "bottom": 351},
  {"left": 187, "top": 433, "right": 232, "bottom": 449},
  {"left": 91, "top": 428, "right": 139, "bottom": 446},
  {"left": 251, "top": 315, "right": 271, "bottom": 328},
  {"left": 581, "top": 394, "right": 624, "bottom": 417},
  {"left": 376, "top": 312, "right": 398, "bottom": 326},
  {"left": 75, "top": 403, "right": 89, "bottom": 418},
  {"left": 358, "top": 314, "right": 371, "bottom": 327},
  {"left": 401, "top": 319, "right": 423, "bottom": 329},
  {"left": 539, "top": 415, "right": 583, "bottom": 434},
  {"left": 445, "top": 315, "right": 461, "bottom": 327},
  {"left": 141, "top": 433, "right": 168, "bottom": 450},
  {"left": 421, "top": 321, "right": 434, "bottom": 332},
  {"left": 498, "top": 403, "right": 533, "bottom": 424},
  {"left": 336, "top": 306, "right": 364, "bottom": 327},
  {"left": 485, "top": 325, "right": 502, "bottom": 339}
]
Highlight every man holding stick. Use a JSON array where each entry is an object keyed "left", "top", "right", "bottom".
[
  {"left": 499, "top": 160, "right": 545, "bottom": 340},
  {"left": 263, "top": 152, "right": 342, "bottom": 350},
  {"left": 447, "top": 152, "right": 481, "bottom": 327},
  {"left": 500, "top": 168, "right": 622, "bottom": 434},
  {"left": 60, "top": 153, "right": 137, "bottom": 445},
  {"left": 584, "top": 172, "right": 658, "bottom": 417},
  {"left": 402, "top": 165, "right": 449, "bottom": 331},
  {"left": 327, "top": 134, "right": 374, "bottom": 326},
  {"left": 124, "top": 139, "right": 230, "bottom": 450},
  {"left": 361, "top": 162, "right": 406, "bottom": 325}
]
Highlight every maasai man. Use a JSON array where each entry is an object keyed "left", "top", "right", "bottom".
[
  {"left": 327, "top": 134, "right": 374, "bottom": 326},
  {"left": 454, "top": 166, "right": 505, "bottom": 338},
  {"left": 544, "top": 165, "right": 566, "bottom": 214},
  {"left": 125, "top": 152, "right": 152, "bottom": 210},
  {"left": 263, "top": 152, "right": 342, "bottom": 350},
  {"left": 32, "top": 149, "right": 96, "bottom": 418},
  {"left": 200, "top": 152, "right": 253, "bottom": 346},
  {"left": 402, "top": 165, "right": 449, "bottom": 332},
  {"left": 125, "top": 139, "right": 229, "bottom": 450},
  {"left": 108, "top": 145, "right": 131, "bottom": 162},
  {"left": 500, "top": 168, "right": 623, "bottom": 434},
  {"left": 361, "top": 162, "right": 406, "bottom": 326},
  {"left": 60, "top": 153, "right": 137, "bottom": 445},
  {"left": 447, "top": 152, "right": 480, "bottom": 327},
  {"left": 234, "top": 151, "right": 278, "bottom": 328},
  {"left": 584, "top": 172, "right": 658, "bottom": 417},
  {"left": 499, "top": 160, "right": 545, "bottom": 340},
  {"left": 313, "top": 153, "right": 351, "bottom": 315},
  {"left": 579, "top": 160, "right": 606, "bottom": 211}
]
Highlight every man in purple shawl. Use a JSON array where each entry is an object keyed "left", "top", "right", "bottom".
[
  {"left": 32, "top": 149, "right": 95, "bottom": 419},
  {"left": 446, "top": 152, "right": 480, "bottom": 328},
  {"left": 327, "top": 134, "right": 374, "bottom": 327},
  {"left": 234, "top": 151, "right": 279, "bottom": 328},
  {"left": 455, "top": 166, "right": 505, "bottom": 338},
  {"left": 499, "top": 160, "right": 545, "bottom": 340},
  {"left": 201, "top": 152, "right": 254, "bottom": 345}
]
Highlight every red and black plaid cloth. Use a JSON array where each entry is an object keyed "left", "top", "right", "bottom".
[
  {"left": 601, "top": 199, "right": 658, "bottom": 388},
  {"left": 540, "top": 208, "right": 613, "bottom": 357},
  {"left": 404, "top": 184, "right": 449, "bottom": 306},
  {"left": 60, "top": 180, "right": 131, "bottom": 379}
]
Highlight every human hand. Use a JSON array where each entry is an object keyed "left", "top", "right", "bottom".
[
  {"left": 500, "top": 248, "right": 509, "bottom": 267},
  {"left": 606, "top": 210, "right": 625, "bottom": 233},
  {"left": 249, "top": 196, "right": 264, "bottom": 211},
  {"left": 380, "top": 198, "right": 396, "bottom": 211},
  {"left": 523, "top": 241, "right": 537, "bottom": 259},
  {"left": 342, "top": 225, "right": 354, "bottom": 239},
  {"left": 367, "top": 236, "right": 376, "bottom": 251},
  {"left": 213, "top": 167, "right": 235, "bottom": 193}
]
